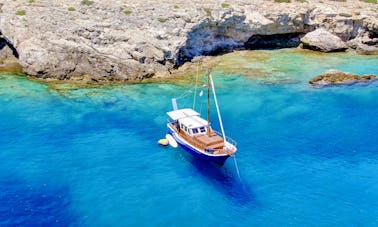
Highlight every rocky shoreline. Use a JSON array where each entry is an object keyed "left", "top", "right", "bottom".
[{"left": 0, "top": 0, "right": 377, "bottom": 82}]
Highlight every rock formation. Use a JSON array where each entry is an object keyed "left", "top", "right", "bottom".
[
  {"left": 309, "top": 69, "right": 377, "bottom": 86},
  {"left": 0, "top": 0, "right": 377, "bottom": 82},
  {"left": 300, "top": 28, "right": 347, "bottom": 52}
]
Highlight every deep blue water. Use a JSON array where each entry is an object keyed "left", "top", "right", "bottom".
[{"left": 1, "top": 50, "right": 378, "bottom": 226}]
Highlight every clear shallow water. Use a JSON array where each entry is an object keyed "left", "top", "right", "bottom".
[{"left": 1, "top": 50, "right": 378, "bottom": 226}]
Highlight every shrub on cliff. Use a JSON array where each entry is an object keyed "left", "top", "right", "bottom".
[
  {"left": 81, "top": 0, "right": 94, "bottom": 6},
  {"left": 221, "top": 3, "right": 230, "bottom": 8},
  {"left": 123, "top": 10, "right": 132, "bottom": 15},
  {"left": 158, "top": 18, "right": 168, "bottom": 23},
  {"left": 203, "top": 8, "right": 212, "bottom": 16},
  {"left": 362, "top": 0, "right": 377, "bottom": 3},
  {"left": 15, "top": 10, "right": 26, "bottom": 16}
]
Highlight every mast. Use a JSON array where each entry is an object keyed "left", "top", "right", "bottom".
[
  {"left": 207, "top": 70, "right": 211, "bottom": 136},
  {"left": 209, "top": 72, "right": 227, "bottom": 145},
  {"left": 192, "top": 60, "right": 199, "bottom": 110}
]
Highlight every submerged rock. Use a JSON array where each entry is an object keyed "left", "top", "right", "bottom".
[
  {"left": 309, "top": 70, "right": 377, "bottom": 86},
  {"left": 300, "top": 28, "right": 347, "bottom": 52}
]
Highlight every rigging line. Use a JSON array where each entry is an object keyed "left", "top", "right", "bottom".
[
  {"left": 233, "top": 155, "right": 241, "bottom": 180},
  {"left": 209, "top": 73, "right": 226, "bottom": 143},
  {"left": 199, "top": 99, "right": 204, "bottom": 116},
  {"left": 193, "top": 60, "right": 199, "bottom": 109},
  {"left": 175, "top": 89, "right": 193, "bottom": 100}
]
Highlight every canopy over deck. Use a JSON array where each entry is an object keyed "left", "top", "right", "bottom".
[
  {"left": 167, "top": 108, "right": 208, "bottom": 129},
  {"left": 167, "top": 108, "right": 200, "bottom": 121},
  {"left": 180, "top": 115, "right": 208, "bottom": 129}
]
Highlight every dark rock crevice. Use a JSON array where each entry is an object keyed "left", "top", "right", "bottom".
[
  {"left": 175, "top": 16, "right": 306, "bottom": 67},
  {"left": 245, "top": 33, "right": 304, "bottom": 50},
  {"left": 175, "top": 16, "right": 249, "bottom": 66},
  {"left": 369, "top": 31, "right": 378, "bottom": 40},
  {"left": 0, "top": 31, "right": 19, "bottom": 59}
]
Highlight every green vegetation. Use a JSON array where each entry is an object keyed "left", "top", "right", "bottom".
[
  {"left": 28, "top": 0, "right": 35, "bottom": 3},
  {"left": 174, "top": 5, "right": 179, "bottom": 9},
  {"left": 81, "top": 0, "right": 94, "bottom": 6},
  {"left": 68, "top": 7, "right": 76, "bottom": 11},
  {"left": 274, "top": 0, "right": 291, "bottom": 2},
  {"left": 362, "top": 0, "right": 377, "bottom": 3},
  {"left": 203, "top": 8, "right": 212, "bottom": 16},
  {"left": 221, "top": 2, "right": 230, "bottom": 8},
  {"left": 123, "top": 10, "right": 132, "bottom": 15},
  {"left": 158, "top": 18, "right": 168, "bottom": 23},
  {"left": 296, "top": 0, "right": 308, "bottom": 2},
  {"left": 15, "top": 10, "right": 26, "bottom": 16}
]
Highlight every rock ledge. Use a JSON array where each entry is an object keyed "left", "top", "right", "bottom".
[{"left": 310, "top": 70, "right": 377, "bottom": 86}]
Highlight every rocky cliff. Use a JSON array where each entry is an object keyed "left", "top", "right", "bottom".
[{"left": 0, "top": 0, "right": 377, "bottom": 82}]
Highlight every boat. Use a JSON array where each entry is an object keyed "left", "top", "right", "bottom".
[
  {"left": 158, "top": 138, "right": 168, "bottom": 146},
  {"left": 165, "top": 134, "right": 178, "bottom": 148},
  {"left": 166, "top": 71, "right": 237, "bottom": 166}
]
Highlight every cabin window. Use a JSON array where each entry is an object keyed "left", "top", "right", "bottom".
[
  {"left": 192, "top": 128, "right": 198, "bottom": 134},
  {"left": 200, "top": 127, "right": 206, "bottom": 132}
]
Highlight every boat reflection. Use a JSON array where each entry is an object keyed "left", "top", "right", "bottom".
[{"left": 183, "top": 153, "right": 258, "bottom": 207}]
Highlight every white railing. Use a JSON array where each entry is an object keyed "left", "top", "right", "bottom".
[{"left": 212, "top": 130, "right": 237, "bottom": 148}]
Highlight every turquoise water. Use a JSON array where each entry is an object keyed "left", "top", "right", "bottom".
[{"left": 1, "top": 50, "right": 378, "bottom": 226}]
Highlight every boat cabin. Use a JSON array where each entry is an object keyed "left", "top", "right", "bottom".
[{"left": 167, "top": 108, "right": 208, "bottom": 137}]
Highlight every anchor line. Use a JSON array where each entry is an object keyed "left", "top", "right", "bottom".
[{"left": 233, "top": 155, "right": 241, "bottom": 180}]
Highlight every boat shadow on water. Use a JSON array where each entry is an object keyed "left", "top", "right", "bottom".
[{"left": 182, "top": 153, "right": 258, "bottom": 207}]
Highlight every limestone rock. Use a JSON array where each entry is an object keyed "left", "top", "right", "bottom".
[
  {"left": 347, "top": 32, "right": 378, "bottom": 54},
  {"left": 0, "top": 0, "right": 377, "bottom": 82},
  {"left": 309, "top": 69, "right": 377, "bottom": 86},
  {"left": 300, "top": 28, "right": 347, "bottom": 52},
  {"left": 356, "top": 43, "right": 378, "bottom": 55}
]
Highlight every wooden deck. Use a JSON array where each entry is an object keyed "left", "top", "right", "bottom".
[{"left": 169, "top": 123, "right": 231, "bottom": 155}]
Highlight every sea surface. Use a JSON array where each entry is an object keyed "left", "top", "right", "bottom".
[{"left": 1, "top": 49, "right": 378, "bottom": 226}]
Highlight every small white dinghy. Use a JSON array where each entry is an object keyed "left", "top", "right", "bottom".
[{"left": 165, "top": 134, "right": 178, "bottom": 148}]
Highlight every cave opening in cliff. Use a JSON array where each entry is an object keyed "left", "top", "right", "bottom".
[
  {"left": 175, "top": 32, "right": 306, "bottom": 68},
  {"left": 0, "top": 32, "right": 19, "bottom": 59},
  {"left": 244, "top": 33, "right": 304, "bottom": 50},
  {"left": 369, "top": 31, "right": 378, "bottom": 39}
]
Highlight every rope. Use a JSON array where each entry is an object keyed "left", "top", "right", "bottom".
[
  {"left": 233, "top": 155, "right": 241, "bottom": 180},
  {"left": 175, "top": 89, "right": 193, "bottom": 100}
]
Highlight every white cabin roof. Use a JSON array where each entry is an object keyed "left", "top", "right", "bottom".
[
  {"left": 167, "top": 108, "right": 200, "bottom": 121},
  {"left": 180, "top": 115, "right": 208, "bottom": 129},
  {"left": 167, "top": 108, "right": 208, "bottom": 129}
]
